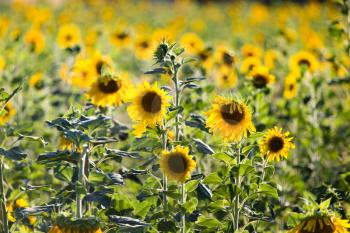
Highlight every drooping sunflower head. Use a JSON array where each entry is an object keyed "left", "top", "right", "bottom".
[
  {"left": 127, "top": 82, "right": 171, "bottom": 131},
  {"left": 259, "top": 127, "right": 294, "bottom": 161},
  {"left": 289, "top": 51, "right": 319, "bottom": 73},
  {"left": 240, "top": 56, "right": 261, "bottom": 74},
  {"left": 180, "top": 32, "right": 205, "bottom": 55},
  {"left": 0, "top": 103, "right": 16, "bottom": 125},
  {"left": 248, "top": 65, "right": 275, "bottom": 88},
  {"left": 57, "top": 23, "right": 81, "bottom": 49},
  {"left": 160, "top": 145, "right": 196, "bottom": 183},
  {"left": 86, "top": 72, "right": 132, "bottom": 107},
  {"left": 215, "top": 66, "right": 238, "bottom": 89},
  {"left": 289, "top": 215, "right": 350, "bottom": 233},
  {"left": 205, "top": 96, "right": 256, "bottom": 142}
]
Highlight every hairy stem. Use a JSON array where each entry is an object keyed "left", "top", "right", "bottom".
[
  {"left": 161, "top": 129, "right": 168, "bottom": 213},
  {"left": 233, "top": 145, "right": 241, "bottom": 232},
  {"left": 181, "top": 183, "right": 186, "bottom": 233},
  {"left": 76, "top": 146, "right": 87, "bottom": 219}
]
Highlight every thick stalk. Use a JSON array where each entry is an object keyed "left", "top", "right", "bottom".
[
  {"left": 347, "top": 0, "right": 350, "bottom": 59},
  {"left": 76, "top": 146, "right": 87, "bottom": 219},
  {"left": 173, "top": 62, "right": 180, "bottom": 141},
  {"left": 181, "top": 183, "right": 186, "bottom": 233},
  {"left": 0, "top": 158, "right": 9, "bottom": 233},
  {"left": 161, "top": 129, "right": 168, "bottom": 212},
  {"left": 233, "top": 146, "right": 241, "bottom": 232}
]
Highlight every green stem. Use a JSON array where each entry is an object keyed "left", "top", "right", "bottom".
[
  {"left": 233, "top": 145, "right": 241, "bottom": 232},
  {"left": 181, "top": 183, "right": 186, "bottom": 233},
  {"left": 76, "top": 146, "right": 87, "bottom": 219},
  {"left": 0, "top": 158, "right": 9, "bottom": 233},
  {"left": 161, "top": 129, "right": 168, "bottom": 213},
  {"left": 173, "top": 62, "right": 180, "bottom": 141}
]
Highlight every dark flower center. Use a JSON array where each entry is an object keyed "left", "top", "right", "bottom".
[
  {"left": 288, "top": 83, "right": 295, "bottom": 91},
  {"left": 65, "top": 34, "right": 72, "bottom": 41},
  {"left": 268, "top": 136, "right": 284, "bottom": 152},
  {"left": 223, "top": 52, "right": 234, "bottom": 66},
  {"left": 220, "top": 103, "right": 245, "bottom": 125},
  {"left": 141, "top": 92, "right": 162, "bottom": 113},
  {"left": 140, "top": 41, "right": 149, "bottom": 49},
  {"left": 299, "top": 218, "right": 334, "bottom": 233},
  {"left": 222, "top": 75, "right": 228, "bottom": 81},
  {"left": 252, "top": 74, "right": 268, "bottom": 88},
  {"left": 98, "top": 80, "right": 120, "bottom": 94},
  {"left": 298, "top": 59, "right": 311, "bottom": 68},
  {"left": 168, "top": 152, "right": 187, "bottom": 173},
  {"left": 116, "top": 32, "right": 128, "bottom": 40},
  {"left": 4, "top": 106, "right": 9, "bottom": 117},
  {"left": 95, "top": 60, "right": 105, "bottom": 75},
  {"left": 199, "top": 51, "right": 209, "bottom": 61}
]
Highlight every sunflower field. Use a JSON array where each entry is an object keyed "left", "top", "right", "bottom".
[{"left": 1, "top": 0, "right": 350, "bottom": 232}]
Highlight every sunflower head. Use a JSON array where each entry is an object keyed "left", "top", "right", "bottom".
[
  {"left": 86, "top": 72, "right": 132, "bottom": 107},
  {"left": 259, "top": 127, "right": 294, "bottom": 161},
  {"left": 289, "top": 215, "right": 350, "bottom": 233},
  {"left": 206, "top": 96, "right": 255, "bottom": 142},
  {"left": 215, "top": 66, "right": 238, "bottom": 89},
  {"left": 57, "top": 23, "right": 81, "bottom": 49},
  {"left": 49, "top": 217, "right": 102, "bottom": 233},
  {"left": 180, "top": 32, "right": 205, "bottom": 55},
  {"left": 283, "top": 72, "right": 300, "bottom": 100},
  {"left": 215, "top": 45, "right": 235, "bottom": 67},
  {"left": 240, "top": 44, "right": 262, "bottom": 58},
  {"left": 110, "top": 27, "right": 131, "bottom": 48},
  {"left": 248, "top": 65, "right": 275, "bottom": 88},
  {"left": 0, "top": 103, "right": 16, "bottom": 125},
  {"left": 289, "top": 51, "right": 319, "bottom": 73},
  {"left": 127, "top": 82, "right": 171, "bottom": 137},
  {"left": 240, "top": 56, "right": 261, "bottom": 74},
  {"left": 160, "top": 145, "right": 196, "bottom": 183},
  {"left": 134, "top": 35, "right": 153, "bottom": 60}
]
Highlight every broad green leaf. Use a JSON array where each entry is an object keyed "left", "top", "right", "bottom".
[
  {"left": 186, "top": 179, "right": 200, "bottom": 192},
  {"left": 203, "top": 172, "right": 222, "bottom": 185}
]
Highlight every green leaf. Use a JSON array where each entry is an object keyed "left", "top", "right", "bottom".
[
  {"left": 319, "top": 198, "right": 332, "bottom": 211},
  {"left": 0, "top": 147, "right": 27, "bottom": 160},
  {"left": 203, "top": 172, "right": 222, "bottom": 185},
  {"left": 182, "top": 57, "right": 196, "bottom": 64},
  {"left": 196, "top": 216, "right": 221, "bottom": 228},
  {"left": 186, "top": 179, "right": 200, "bottom": 192},
  {"left": 133, "top": 201, "right": 152, "bottom": 219},
  {"left": 258, "top": 183, "right": 278, "bottom": 199},
  {"left": 182, "top": 197, "right": 198, "bottom": 214},
  {"left": 213, "top": 152, "right": 235, "bottom": 165}
]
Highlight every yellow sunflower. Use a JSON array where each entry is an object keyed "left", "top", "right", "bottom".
[
  {"left": 57, "top": 23, "right": 81, "bottom": 49},
  {"left": 214, "top": 45, "right": 235, "bottom": 67},
  {"left": 205, "top": 96, "right": 255, "bottom": 142},
  {"left": 49, "top": 218, "right": 102, "bottom": 233},
  {"left": 7, "top": 198, "right": 36, "bottom": 226},
  {"left": 264, "top": 49, "right": 278, "bottom": 69},
  {"left": 127, "top": 82, "right": 171, "bottom": 137},
  {"left": 0, "top": 103, "right": 16, "bottom": 125},
  {"left": 197, "top": 47, "right": 214, "bottom": 71},
  {"left": 215, "top": 66, "right": 238, "bottom": 89},
  {"left": 29, "top": 72, "right": 43, "bottom": 88},
  {"left": 91, "top": 51, "right": 114, "bottom": 77},
  {"left": 86, "top": 72, "right": 132, "bottom": 107},
  {"left": 248, "top": 65, "right": 275, "bottom": 88},
  {"left": 259, "top": 127, "right": 294, "bottom": 161},
  {"left": 159, "top": 145, "right": 196, "bottom": 183},
  {"left": 289, "top": 51, "right": 319, "bottom": 73},
  {"left": 71, "top": 58, "right": 96, "bottom": 89},
  {"left": 180, "top": 32, "right": 205, "bottom": 55},
  {"left": 24, "top": 27, "right": 45, "bottom": 54},
  {"left": 283, "top": 72, "right": 299, "bottom": 100},
  {"left": 134, "top": 34, "right": 153, "bottom": 60},
  {"left": 289, "top": 215, "right": 350, "bottom": 233},
  {"left": 240, "top": 56, "right": 261, "bottom": 74},
  {"left": 240, "top": 44, "right": 263, "bottom": 58},
  {"left": 110, "top": 26, "right": 131, "bottom": 48}
]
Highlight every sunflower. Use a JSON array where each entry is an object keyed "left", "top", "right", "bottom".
[
  {"left": 197, "top": 47, "right": 214, "bottom": 71},
  {"left": 24, "top": 27, "right": 45, "bottom": 54},
  {"left": 57, "top": 23, "right": 81, "bottom": 49},
  {"left": 248, "top": 65, "right": 275, "bottom": 88},
  {"left": 240, "top": 56, "right": 261, "bottom": 74},
  {"left": 7, "top": 198, "right": 36, "bottom": 227},
  {"left": 49, "top": 217, "right": 102, "bottom": 233},
  {"left": 289, "top": 215, "right": 350, "bottom": 233},
  {"left": 29, "top": 72, "right": 43, "bottom": 88},
  {"left": 91, "top": 51, "right": 114, "bottom": 76},
  {"left": 214, "top": 45, "right": 235, "bottom": 67},
  {"left": 259, "top": 127, "right": 294, "bottom": 161},
  {"left": 283, "top": 72, "right": 299, "bottom": 100},
  {"left": 289, "top": 51, "right": 319, "bottom": 73},
  {"left": 205, "top": 96, "right": 255, "bottom": 142},
  {"left": 71, "top": 58, "right": 96, "bottom": 89},
  {"left": 159, "top": 146, "right": 196, "bottom": 183},
  {"left": 134, "top": 34, "right": 153, "bottom": 60},
  {"left": 264, "top": 49, "right": 278, "bottom": 69},
  {"left": 110, "top": 26, "right": 131, "bottom": 48},
  {"left": 0, "top": 103, "right": 16, "bottom": 125},
  {"left": 215, "top": 66, "right": 238, "bottom": 89},
  {"left": 86, "top": 72, "right": 132, "bottom": 107},
  {"left": 180, "top": 32, "right": 205, "bottom": 55},
  {"left": 127, "top": 82, "right": 171, "bottom": 137},
  {"left": 240, "top": 44, "right": 262, "bottom": 58}
]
